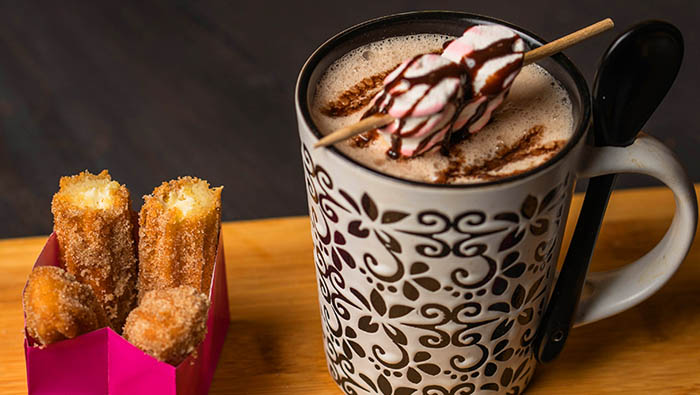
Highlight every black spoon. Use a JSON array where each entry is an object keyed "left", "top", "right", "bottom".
[{"left": 534, "top": 20, "right": 684, "bottom": 363}]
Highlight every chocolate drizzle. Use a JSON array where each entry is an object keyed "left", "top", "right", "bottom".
[
  {"left": 351, "top": 129, "right": 378, "bottom": 148},
  {"left": 320, "top": 48, "right": 447, "bottom": 120},
  {"left": 464, "top": 37, "right": 522, "bottom": 95},
  {"left": 363, "top": 56, "right": 465, "bottom": 117},
  {"left": 359, "top": 32, "right": 524, "bottom": 159},
  {"left": 389, "top": 134, "right": 401, "bottom": 159},
  {"left": 434, "top": 125, "right": 566, "bottom": 183},
  {"left": 320, "top": 69, "right": 395, "bottom": 117},
  {"left": 361, "top": 54, "right": 465, "bottom": 159}
]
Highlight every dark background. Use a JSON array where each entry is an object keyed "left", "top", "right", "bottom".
[{"left": 0, "top": 1, "right": 697, "bottom": 238}]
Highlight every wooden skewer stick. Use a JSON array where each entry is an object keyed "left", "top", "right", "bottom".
[
  {"left": 522, "top": 18, "right": 614, "bottom": 65},
  {"left": 314, "top": 18, "right": 614, "bottom": 149},
  {"left": 314, "top": 114, "right": 395, "bottom": 149}
]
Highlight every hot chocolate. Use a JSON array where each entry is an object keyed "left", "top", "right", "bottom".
[{"left": 311, "top": 33, "right": 574, "bottom": 184}]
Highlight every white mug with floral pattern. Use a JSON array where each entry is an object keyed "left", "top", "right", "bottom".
[{"left": 295, "top": 11, "right": 697, "bottom": 395}]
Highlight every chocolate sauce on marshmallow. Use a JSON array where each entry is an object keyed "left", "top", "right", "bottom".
[
  {"left": 311, "top": 32, "right": 573, "bottom": 184},
  {"left": 362, "top": 25, "right": 525, "bottom": 158}
]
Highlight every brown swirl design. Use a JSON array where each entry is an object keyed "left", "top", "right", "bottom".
[{"left": 302, "top": 143, "right": 572, "bottom": 395}]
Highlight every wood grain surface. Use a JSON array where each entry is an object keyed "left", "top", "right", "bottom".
[{"left": 1, "top": 186, "right": 699, "bottom": 394}]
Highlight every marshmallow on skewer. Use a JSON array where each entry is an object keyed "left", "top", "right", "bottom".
[{"left": 364, "top": 25, "right": 525, "bottom": 158}]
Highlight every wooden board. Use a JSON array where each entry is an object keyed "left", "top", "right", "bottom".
[{"left": 1, "top": 186, "right": 699, "bottom": 394}]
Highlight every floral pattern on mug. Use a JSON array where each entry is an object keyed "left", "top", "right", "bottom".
[{"left": 303, "top": 144, "right": 573, "bottom": 395}]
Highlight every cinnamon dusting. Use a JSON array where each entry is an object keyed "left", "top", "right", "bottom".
[
  {"left": 435, "top": 125, "right": 565, "bottom": 183},
  {"left": 320, "top": 70, "right": 392, "bottom": 117},
  {"left": 321, "top": 49, "right": 443, "bottom": 118}
]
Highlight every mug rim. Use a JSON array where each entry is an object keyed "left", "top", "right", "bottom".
[{"left": 295, "top": 10, "right": 592, "bottom": 189}]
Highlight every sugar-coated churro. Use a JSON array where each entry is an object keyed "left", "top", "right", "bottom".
[
  {"left": 123, "top": 286, "right": 209, "bottom": 365},
  {"left": 138, "top": 177, "right": 222, "bottom": 298},
  {"left": 23, "top": 266, "right": 108, "bottom": 347},
  {"left": 51, "top": 170, "right": 138, "bottom": 331}
]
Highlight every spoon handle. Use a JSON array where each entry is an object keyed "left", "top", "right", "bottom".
[{"left": 534, "top": 174, "right": 615, "bottom": 362}]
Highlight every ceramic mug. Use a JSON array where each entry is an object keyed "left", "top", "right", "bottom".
[{"left": 295, "top": 11, "right": 697, "bottom": 395}]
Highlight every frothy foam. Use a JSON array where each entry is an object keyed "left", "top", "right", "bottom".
[{"left": 311, "top": 33, "right": 574, "bottom": 184}]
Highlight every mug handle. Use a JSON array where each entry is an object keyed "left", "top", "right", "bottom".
[{"left": 572, "top": 133, "right": 697, "bottom": 326}]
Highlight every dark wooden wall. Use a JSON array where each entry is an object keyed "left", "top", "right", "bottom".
[{"left": 0, "top": 1, "right": 697, "bottom": 237}]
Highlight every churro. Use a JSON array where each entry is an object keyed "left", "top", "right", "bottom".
[
  {"left": 123, "top": 286, "right": 209, "bottom": 365},
  {"left": 51, "top": 170, "right": 138, "bottom": 331},
  {"left": 138, "top": 177, "right": 222, "bottom": 297},
  {"left": 23, "top": 266, "right": 108, "bottom": 347}
]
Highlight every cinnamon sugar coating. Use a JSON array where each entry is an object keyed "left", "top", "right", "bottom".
[
  {"left": 23, "top": 266, "right": 108, "bottom": 346},
  {"left": 51, "top": 170, "right": 138, "bottom": 332},
  {"left": 123, "top": 286, "right": 209, "bottom": 365},
  {"left": 137, "top": 177, "right": 222, "bottom": 298}
]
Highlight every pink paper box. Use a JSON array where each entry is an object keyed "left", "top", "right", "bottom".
[{"left": 23, "top": 232, "right": 230, "bottom": 395}]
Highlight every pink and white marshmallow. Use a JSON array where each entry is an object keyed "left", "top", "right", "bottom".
[{"left": 366, "top": 24, "right": 525, "bottom": 157}]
